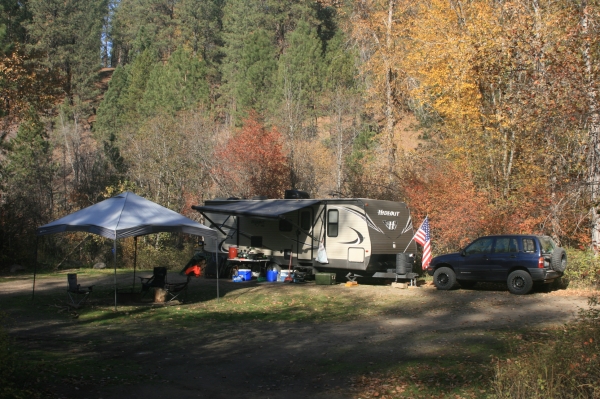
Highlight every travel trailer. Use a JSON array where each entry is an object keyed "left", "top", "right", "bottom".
[{"left": 192, "top": 191, "right": 418, "bottom": 280}]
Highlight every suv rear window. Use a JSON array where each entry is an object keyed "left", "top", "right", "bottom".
[
  {"left": 538, "top": 236, "right": 556, "bottom": 254},
  {"left": 523, "top": 238, "right": 536, "bottom": 253}
]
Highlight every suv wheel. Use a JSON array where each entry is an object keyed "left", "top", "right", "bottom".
[
  {"left": 550, "top": 248, "right": 567, "bottom": 273},
  {"left": 433, "top": 267, "right": 456, "bottom": 290},
  {"left": 507, "top": 270, "right": 533, "bottom": 295}
]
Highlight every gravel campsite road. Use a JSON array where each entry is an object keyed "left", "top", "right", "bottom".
[{"left": 2, "top": 274, "right": 595, "bottom": 399}]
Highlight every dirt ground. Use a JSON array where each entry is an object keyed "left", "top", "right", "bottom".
[{"left": 1, "top": 273, "right": 595, "bottom": 399}]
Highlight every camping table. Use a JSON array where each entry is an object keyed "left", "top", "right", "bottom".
[{"left": 226, "top": 258, "right": 270, "bottom": 279}]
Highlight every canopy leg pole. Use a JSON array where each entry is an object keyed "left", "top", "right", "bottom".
[
  {"left": 32, "top": 236, "right": 39, "bottom": 300},
  {"left": 113, "top": 240, "right": 118, "bottom": 311},
  {"left": 215, "top": 238, "right": 219, "bottom": 302},
  {"left": 132, "top": 236, "right": 137, "bottom": 292}
]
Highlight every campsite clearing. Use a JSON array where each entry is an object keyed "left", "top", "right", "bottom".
[{"left": 1, "top": 271, "right": 595, "bottom": 399}]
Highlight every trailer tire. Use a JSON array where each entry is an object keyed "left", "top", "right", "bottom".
[{"left": 433, "top": 267, "right": 456, "bottom": 290}]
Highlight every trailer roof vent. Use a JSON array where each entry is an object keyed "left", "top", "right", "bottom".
[{"left": 284, "top": 189, "right": 310, "bottom": 199}]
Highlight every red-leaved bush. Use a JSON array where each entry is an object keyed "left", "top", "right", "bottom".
[{"left": 212, "top": 113, "right": 291, "bottom": 199}]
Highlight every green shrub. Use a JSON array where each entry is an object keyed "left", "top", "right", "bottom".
[
  {"left": 492, "top": 296, "right": 600, "bottom": 398},
  {"left": 563, "top": 248, "right": 600, "bottom": 289}
]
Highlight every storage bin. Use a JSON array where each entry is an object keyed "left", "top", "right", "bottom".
[
  {"left": 266, "top": 269, "right": 279, "bottom": 282},
  {"left": 315, "top": 273, "right": 336, "bottom": 285}
]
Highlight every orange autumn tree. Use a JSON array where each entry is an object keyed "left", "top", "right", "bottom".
[
  {"left": 401, "top": 158, "right": 552, "bottom": 254},
  {"left": 212, "top": 113, "right": 291, "bottom": 199},
  {"left": 401, "top": 159, "right": 490, "bottom": 253}
]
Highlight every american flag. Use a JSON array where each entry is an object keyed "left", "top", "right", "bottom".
[{"left": 414, "top": 217, "right": 431, "bottom": 269}]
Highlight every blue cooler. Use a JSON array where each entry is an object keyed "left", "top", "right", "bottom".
[{"left": 238, "top": 269, "right": 252, "bottom": 281}]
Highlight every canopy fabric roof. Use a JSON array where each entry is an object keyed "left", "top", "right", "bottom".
[
  {"left": 192, "top": 199, "right": 322, "bottom": 219},
  {"left": 37, "top": 191, "right": 217, "bottom": 240}
]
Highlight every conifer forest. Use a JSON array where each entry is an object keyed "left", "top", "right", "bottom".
[{"left": 2, "top": 0, "right": 600, "bottom": 269}]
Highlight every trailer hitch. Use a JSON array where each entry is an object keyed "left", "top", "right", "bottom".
[{"left": 345, "top": 272, "right": 362, "bottom": 282}]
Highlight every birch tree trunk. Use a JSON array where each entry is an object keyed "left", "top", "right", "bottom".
[{"left": 581, "top": 1, "right": 600, "bottom": 252}]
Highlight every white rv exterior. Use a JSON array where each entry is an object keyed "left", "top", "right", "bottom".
[{"left": 192, "top": 198, "right": 417, "bottom": 276}]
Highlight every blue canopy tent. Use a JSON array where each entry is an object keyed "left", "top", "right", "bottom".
[{"left": 35, "top": 191, "right": 218, "bottom": 309}]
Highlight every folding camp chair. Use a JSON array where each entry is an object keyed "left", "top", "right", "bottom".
[
  {"left": 67, "top": 273, "right": 93, "bottom": 307},
  {"left": 139, "top": 267, "right": 167, "bottom": 299},
  {"left": 164, "top": 276, "right": 191, "bottom": 303}
]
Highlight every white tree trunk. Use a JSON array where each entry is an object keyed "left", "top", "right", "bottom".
[{"left": 581, "top": 1, "right": 600, "bottom": 252}]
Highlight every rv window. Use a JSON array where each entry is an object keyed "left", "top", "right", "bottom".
[
  {"left": 279, "top": 218, "right": 293, "bottom": 232},
  {"left": 300, "top": 211, "right": 311, "bottom": 231},
  {"left": 328, "top": 210, "right": 339, "bottom": 237}
]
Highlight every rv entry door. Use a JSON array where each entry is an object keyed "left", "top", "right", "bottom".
[{"left": 297, "top": 208, "right": 314, "bottom": 263}]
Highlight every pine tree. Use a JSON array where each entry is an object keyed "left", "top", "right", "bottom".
[
  {"left": 0, "top": 0, "right": 30, "bottom": 55},
  {"left": 140, "top": 46, "right": 209, "bottom": 116},
  {"left": 0, "top": 5, "right": 7, "bottom": 56},
  {"left": 276, "top": 19, "right": 324, "bottom": 127},
  {"left": 174, "top": 0, "right": 223, "bottom": 64},
  {"left": 219, "top": 0, "right": 320, "bottom": 122},
  {"left": 110, "top": 0, "right": 179, "bottom": 65},
  {"left": 26, "top": 0, "right": 109, "bottom": 104},
  {"left": 122, "top": 47, "right": 157, "bottom": 122},
  {"left": 235, "top": 29, "right": 277, "bottom": 116},
  {"left": 94, "top": 64, "right": 130, "bottom": 142},
  {"left": 322, "top": 29, "right": 356, "bottom": 91},
  {"left": 2, "top": 109, "right": 56, "bottom": 258}
]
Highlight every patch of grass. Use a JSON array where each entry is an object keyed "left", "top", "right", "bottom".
[
  {"left": 346, "top": 330, "right": 508, "bottom": 398},
  {"left": 4, "top": 274, "right": 598, "bottom": 399},
  {"left": 58, "top": 284, "right": 425, "bottom": 327},
  {"left": 25, "top": 348, "right": 143, "bottom": 391},
  {"left": 349, "top": 359, "right": 495, "bottom": 398},
  {"left": 0, "top": 313, "right": 50, "bottom": 399},
  {"left": 492, "top": 296, "right": 600, "bottom": 398}
]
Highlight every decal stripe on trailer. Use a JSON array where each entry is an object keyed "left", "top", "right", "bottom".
[{"left": 330, "top": 206, "right": 384, "bottom": 234}]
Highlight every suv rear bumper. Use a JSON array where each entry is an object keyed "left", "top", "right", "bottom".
[{"left": 530, "top": 268, "right": 562, "bottom": 283}]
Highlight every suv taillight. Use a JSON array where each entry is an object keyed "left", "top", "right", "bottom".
[{"left": 538, "top": 257, "right": 544, "bottom": 268}]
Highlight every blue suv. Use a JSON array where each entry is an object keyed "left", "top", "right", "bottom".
[{"left": 426, "top": 235, "right": 567, "bottom": 295}]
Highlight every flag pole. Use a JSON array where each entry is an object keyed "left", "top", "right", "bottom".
[
  {"left": 403, "top": 237, "right": 415, "bottom": 253},
  {"left": 404, "top": 216, "right": 427, "bottom": 253}
]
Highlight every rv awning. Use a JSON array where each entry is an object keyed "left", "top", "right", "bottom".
[{"left": 192, "top": 199, "right": 321, "bottom": 219}]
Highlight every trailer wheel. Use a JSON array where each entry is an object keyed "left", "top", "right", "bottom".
[{"left": 433, "top": 267, "right": 456, "bottom": 290}]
